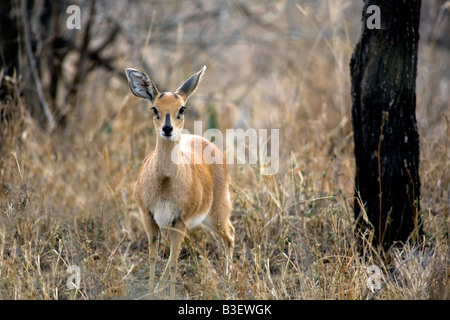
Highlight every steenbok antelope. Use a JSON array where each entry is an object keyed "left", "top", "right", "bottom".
[{"left": 125, "top": 66, "right": 235, "bottom": 297}]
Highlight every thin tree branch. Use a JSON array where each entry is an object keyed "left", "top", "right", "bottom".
[{"left": 21, "top": 0, "right": 55, "bottom": 131}]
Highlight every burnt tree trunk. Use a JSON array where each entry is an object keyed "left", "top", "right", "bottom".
[{"left": 350, "top": 0, "right": 423, "bottom": 250}]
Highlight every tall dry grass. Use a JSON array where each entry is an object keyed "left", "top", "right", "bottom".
[{"left": 0, "top": 0, "right": 448, "bottom": 299}]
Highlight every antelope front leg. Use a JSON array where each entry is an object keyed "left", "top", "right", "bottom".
[
  {"left": 165, "top": 221, "right": 187, "bottom": 298},
  {"left": 160, "top": 219, "right": 186, "bottom": 298},
  {"left": 141, "top": 210, "right": 159, "bottom": 297}
]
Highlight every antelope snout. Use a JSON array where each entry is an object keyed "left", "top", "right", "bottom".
[
  {"left": 162, "top": 124, "right": 173, "bottom": 136},
  {"left": 162, "top": 113, "right": 174, "bottom": 137}
]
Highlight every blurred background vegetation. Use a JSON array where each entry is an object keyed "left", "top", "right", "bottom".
[{"left": 0, "top": 0, "right": 448, "bottom": 299}]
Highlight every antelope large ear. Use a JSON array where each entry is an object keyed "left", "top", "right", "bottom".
[
  {"left": 176, "top": 66, "right": 206, "bottom": 101},
  {"left": 125, "top": 68, "right": 159, "bottom": 103}
]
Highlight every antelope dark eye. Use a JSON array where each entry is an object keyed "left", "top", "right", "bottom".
[
  {"left": 151, "top": 107, "right": 159, "bottom": 119},
  {"left": 177, "top": 106, "right": 186, "bottom": 119}
]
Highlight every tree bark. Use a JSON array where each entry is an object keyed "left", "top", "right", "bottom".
[{"left": 350, "top": 0, "right": 423, "bottom": 250}]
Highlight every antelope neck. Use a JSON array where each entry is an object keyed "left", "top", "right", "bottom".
[{"left": 154, "top": 135, "right": 181, "bottom": 177}]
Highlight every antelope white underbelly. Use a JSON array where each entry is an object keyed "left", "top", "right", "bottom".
[
  {"left": 188, "top": 213, "right": 210, "bottom": 230},
  {"left": 149, "top": 199, "right": 210, "bottom": 230},
  {"left": 149, "top": 200, "right": 180, "bottom": 229}
]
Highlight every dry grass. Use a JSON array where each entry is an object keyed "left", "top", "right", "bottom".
[{"left": 0, "top": 0, "right": 448, "bottom": 300}]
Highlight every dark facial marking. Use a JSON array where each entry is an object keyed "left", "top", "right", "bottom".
[
  {"left": 164, "top": 113, "right": 171, "bottom": 127},
  {"left": 162, "top": 113, "right": 173, "bottom": 136}
]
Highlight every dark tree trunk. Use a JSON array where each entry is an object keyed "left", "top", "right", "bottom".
[
  {"left": 350, "top": 0, "right": 423, "bottom": 251},
  {"left": 0, "top": 1, "right": 20, "bottom": 104}
]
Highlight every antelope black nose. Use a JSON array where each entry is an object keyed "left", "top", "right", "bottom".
[
  {"left": 162, "top": 113, "right": 173, "bottom": 135},
  {"left": 162, "top": 124, "right": 173, "bottom": 135}
]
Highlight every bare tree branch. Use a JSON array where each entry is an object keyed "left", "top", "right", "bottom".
[{"left": 21, "top": 0, "right": 55, "bottom": 131}]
